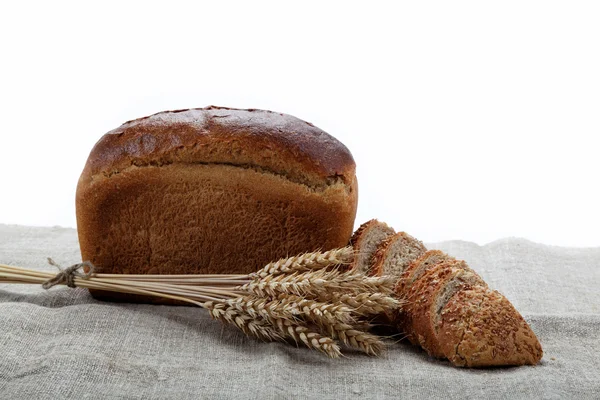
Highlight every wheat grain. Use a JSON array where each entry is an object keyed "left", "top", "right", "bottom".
[
  {"left": 249, "top": 247, "right": 354, "bottom": 279},
  {"left": 240, "top": 269, "right": 395, "bottom": 298},
  {"left": 326, "top": 322, "right": 386, "bottom": 356},
  {"left": 225, "top": 295, "right": 354, "bottom": 326},
  {"left": 203, "top": 301, "right": 282, "bottom": 341},
  {"left": 274, "top": 317, "right": 342, "bottom": 358},
  {"left": 319, "top": 292, "right": 403, "bottom": 315},
  {"left": 278, "top": 295, "right": 355, "bottom": 325}
]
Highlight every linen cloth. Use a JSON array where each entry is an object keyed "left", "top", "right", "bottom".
[{"left": 0, "top": 224, "right": 598, "bottom": 399}]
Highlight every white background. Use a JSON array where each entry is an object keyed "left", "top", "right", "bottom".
[{"left": 0, "top": 1, "right": 598, "bottom": 247}]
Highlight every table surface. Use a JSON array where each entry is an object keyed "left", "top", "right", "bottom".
[{"left": 1, "top": 224, "right": 599, "bottom": 399}]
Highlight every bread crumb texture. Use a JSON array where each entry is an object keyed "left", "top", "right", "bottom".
[{"left": 349, "top": 219, "right": 395, "bottom": 273}]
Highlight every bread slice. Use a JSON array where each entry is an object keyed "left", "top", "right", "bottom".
[
  {"left": 394, "top": 251, "right": 453, "bottom": 339},
  {"left": 438, "top": 287, "right": 543, "bottom": 367},
  {"left": 395, "top": 250, "right": 455, "bottom": 296},
  {"left": 370, "top": 232, "right": 427, "bottom": 277},
  {"left": 405, "top": 261, "right": 486, "bottom": 356},
  {"left": 349, "top": 219, "right": 395, "bottom": 274},
  {"left": 76, "top": 107, "right": 358, "bottom": 302}
]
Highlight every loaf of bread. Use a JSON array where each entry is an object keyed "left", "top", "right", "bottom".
[
  {"left": 76, "top": 106, "right": 358, "bottom": 302},
  {"left": 350, "top": 220, "right": 543, "bottom": 367}
]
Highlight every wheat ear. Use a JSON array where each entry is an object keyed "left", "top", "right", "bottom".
[
  {"left": 239, "top": 269, "right": 397, "bottom": 298},
  {"left": 249, "top": 247, "right": 355, "bottom": 279},
  {"left": 205, "top": 299, "right": 343, "bottom": 358},
  {"left": 274, "top": 317, "right": 342, "bottom": 358},
  {"left": 226, "top": 295, "right": 355, "bottom": 325},
  {"left": 203, "top": 301, "right": 282, "bottom": 341},
  {"left": 326, "top": 322, "right": 386, "bottom": 356},
  {"left": 318, "top": 292, "right": 403, "bottom": 315}
]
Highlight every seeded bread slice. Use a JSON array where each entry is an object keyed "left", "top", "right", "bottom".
[
  {"left": 405, "top": 261, "right": 486, "bottom": 356},
  {"left": 395, "top": 250, "right": 455, "bottom": 296},
  {"left": 438, "top": 287, "right": 543, "bottom": 367},
  {"left": 349, "top": 219, "right": 395, "bottom": 274},
  {"left": 370, "top": 232, "right": 427, "bottom": 277},
  {"left": 393, "top": 251, "right": 454, "bottom": 339}
]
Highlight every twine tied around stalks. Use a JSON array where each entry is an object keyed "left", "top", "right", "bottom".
[{"left": 42, "top": 258, "right": 95, "bottom": 289}]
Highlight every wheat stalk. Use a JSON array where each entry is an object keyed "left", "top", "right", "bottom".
[{"left": 0, "top": 247, "right": 404, "bottom": 358}]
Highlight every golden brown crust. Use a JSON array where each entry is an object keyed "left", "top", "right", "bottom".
[
  {"left": 458, "top": 290, "right": 543, "bottom": 366},
  {"left": 76, "top": 108, "right": 358, "bottom": 303},
  {"left": 78, "top": 164, "right": 357, "bottom": 272},
  {"left": 437, "top": 287, "right": 487, "bottom": 366},
  {"left": 80, "top": 106, "right": 356, "bottom": 189},
  {"left": 438, "top": 287, "right": 543, "bottom": 367},
  {"left": 397, "top": 258, "right": 457, "bottom": 346}
]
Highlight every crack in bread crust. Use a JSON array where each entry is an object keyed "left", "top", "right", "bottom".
[{"left": 90, "top": 160, "right": 349, "bottom": 192}]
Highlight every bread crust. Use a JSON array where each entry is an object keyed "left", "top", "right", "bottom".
[
  {"left": 369, "top": 235, "right": 395, "bottom": 276},
  {"left": 349, "top": 219, "right": 378, "bottom": 247},
  {"left": 437, "top": 287, "right": 488, "bottom": 366},
  {"left": 80, "top": 106, "right": 355, "bottom": 189},
  {"left": 76, "top": 108, "right": 358, "bottom": 302},
  {"left": 438, "top": 288, "right": 543, "bottom": 367}
]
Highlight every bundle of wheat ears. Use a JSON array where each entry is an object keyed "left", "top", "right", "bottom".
[{"left": 0, "top": 247, "right": 402, "bottom": 358}]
